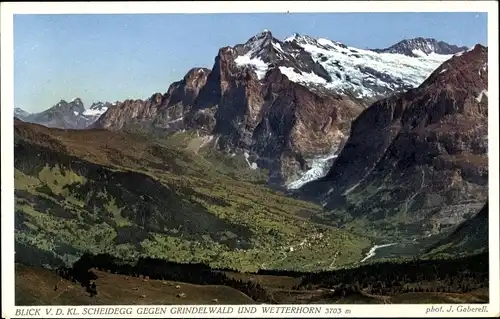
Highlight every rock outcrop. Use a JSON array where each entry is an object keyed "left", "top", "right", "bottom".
[{"left": 92, "top": 67, "right": 211, "bottom": 131}]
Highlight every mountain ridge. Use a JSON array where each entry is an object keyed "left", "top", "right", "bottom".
[
  {"left": 371, "top": 37, "right": 469, "bottom": 57},
  {"left": 88, "top": 31, "right": 466, "bottom": 184},
  {"left": 15, "top": 98, "right": 112, "bottom": 130},
  {"left": 19, "top": 33, "right": 466, "bottom": 131},
  {"left": 298, "top": 44, "right": 488, "bottom": 237}
]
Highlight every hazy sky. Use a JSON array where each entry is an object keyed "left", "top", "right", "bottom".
[{"left": 14, "top": 12, "right": 488, "bottom": 113}]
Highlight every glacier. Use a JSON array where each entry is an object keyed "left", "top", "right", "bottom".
[
  {"left": 287, "top": 153, "right": 339, "bottom": 190},
  {"left": 234, "top": 32, "right": 455, "bottom": 100}
]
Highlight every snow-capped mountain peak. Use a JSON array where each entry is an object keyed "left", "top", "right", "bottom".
[
  {"left": 232, "top": 31, "right": 458, "bottom": 101},
  {"left": 54, "top": 98, "right": 85, "bottom": 114},
  {"left": 15, "top": 98, "right": 112, "bottom": 129},
  {"left": 233, "top": 31, "right": 333, "bottom": 83},
  {"left": 284, "top": 32, "right": 299, "bottom": 42},
  {"left": 14, "top": 107, "right": 31, "bottom": 119},
  {"left": 372, "top": 37, "right": 468, "bottom": 57},
  {"left": 285, "top": 32, "right": 310, "bottom": 43},
  {"left": 288, "top": 34, "right": 339, "bottom": 53},
  {"left": 233, "top": 31, "right": 283, "bottom": 80},
  {"left": 82, "top": 101, "right": 110, "bottom": 117},
  {"left": 242, "top": 30, "right": 275, "bottom": 59}
]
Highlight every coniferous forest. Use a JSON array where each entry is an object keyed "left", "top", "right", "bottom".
[{"left": 53, "top": 251, "right": 488, "bottom": 303}]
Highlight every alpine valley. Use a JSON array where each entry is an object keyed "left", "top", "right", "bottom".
[{"left": 14, "top": 30, "right": 489, "bottom": 305}]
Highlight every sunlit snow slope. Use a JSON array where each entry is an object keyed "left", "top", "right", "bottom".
[
  {"left": 287, "top": 153, "right": 339, "bottom": 190},
  {"left": 234, "top": 31, "right": 459, "bottom": 100}
]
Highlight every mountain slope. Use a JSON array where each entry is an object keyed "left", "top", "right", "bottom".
[
  {"left": 424, "top": 201, "right": 488, "bottom": 258},
  {"left": 15, "top": 264, "right": 256, "bottom": 305},
  {"left": 300, "top": 44, "right": 488, "bottom": 239},
  {"left": 14, "top": 119, "right": 372, "bottom": 272},
  {"left": 280, "top": 34, "right": 456, "bottom": 100},
  {"left": 93, "top": 31, "right": 462, "bottom": 185}
]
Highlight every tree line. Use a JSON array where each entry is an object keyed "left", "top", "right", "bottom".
[
  {"left": 296, "top": 253, "right": 489, "bottom": 297},
  {"left": 55, "top": 253, "right": 273, "bottom": 303},
  {"left": 54, "top": 252, "right": 488, "bottom": 301}
]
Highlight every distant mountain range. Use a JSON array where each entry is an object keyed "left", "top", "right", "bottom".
[{"left": 14, "top": 99, "right": 111, "bottom": 130}]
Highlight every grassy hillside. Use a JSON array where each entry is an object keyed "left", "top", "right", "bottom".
[
  {"left": 15, "top": 264, "right": 255, "bottom": 305},
  {"left": 14, "top": 121, "right": 371, "bottom": 272},
  {"left": 423, "top": 202, "right": 488, "bottom": 258},
  {"left": 16, "top": 258, "right": 489, "bottom": 306}
]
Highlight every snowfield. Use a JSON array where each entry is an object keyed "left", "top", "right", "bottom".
[
  {"left": 234, "top": 32, "right": 455, "bottom": 99},
  {"left": 82, "top": 107, "right": 109, "bottom": 117},
  {"left": 82, "top": 102, "right": 110, "bottom": 118},
  {"left": 297, "top": 38, "right": 453, "bottom": 98},
  {"left": 234, "top": 55, "right": 269, "bottom": 80},
  {"left": 287, "top": 153, "right": 338, "bottom": 190}
]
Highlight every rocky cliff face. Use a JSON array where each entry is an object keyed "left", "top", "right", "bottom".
[
  {"left": 91, "top": 94, "right": 163, "bottom": 130},
  {"left": 300, "top": 45, "right": 488, "bottom": 234},
  {"left": 251, "top": 68, "right": 363, "bottom": 183},
  {"left": 92, "top": 67, "right": 211, "bottom": 131},
  {"left": 92, "top": 30, "right": 463, "bottom": 184}
]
